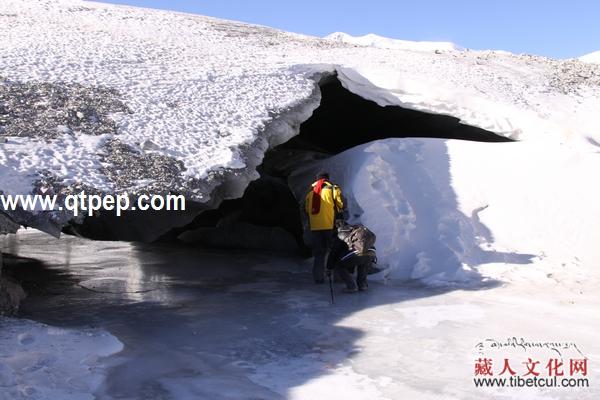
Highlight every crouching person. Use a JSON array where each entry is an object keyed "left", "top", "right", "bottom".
[{"left": 326, "top": 222, "right": 377, "bottom": 293}]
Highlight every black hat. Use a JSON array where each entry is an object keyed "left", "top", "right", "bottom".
[{"left": 316, "top": 170, "right": 329, "bottom": 179}]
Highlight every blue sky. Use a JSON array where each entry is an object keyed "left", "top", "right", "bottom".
[{"left": 94, "top": 0, "right": 599, "bottom": 59}]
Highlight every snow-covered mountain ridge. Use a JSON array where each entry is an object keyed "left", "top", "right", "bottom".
[
  {"left": 324, "top": 32, "right": 463, "bottom": 52},
  {"left": 580, "top": 50, "right": 600, "bottom": 64}
]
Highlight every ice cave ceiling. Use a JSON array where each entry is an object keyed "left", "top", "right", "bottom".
[{"left": 67, "top": 74, "right": 511, "bottom": 247}]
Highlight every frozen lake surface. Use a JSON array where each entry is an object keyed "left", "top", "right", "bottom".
[{"left": 1, "top": 229, "right": 599, "bottom": 399}]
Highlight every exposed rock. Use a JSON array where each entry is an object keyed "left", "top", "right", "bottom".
[
  {"left": 0, "top": 252, "right": 27, "bottom": 315},
  {"left": 100, "top": 139, "right": 187, "bottom": 195},
  {"left": 0, "top": 277, "right": 26, "bottom": 315},
  {"left": 0, "top": 76, "right": 131, "bottom": 138},
  {"left": 0, "top": 213, "right": 20, "bottom": 234},
  {"left": 549, "top": 60, "right": 600, "bottom": 94}
]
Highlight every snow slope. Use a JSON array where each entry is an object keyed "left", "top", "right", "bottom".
[
  {"left": 580, "top": 51, "right": 600, "bottom": 64},
  {"left": 1, "top": 0, "right": 599, "bottom": 201},
  {"left": 290, "top": 137, "right": 600, "bottom": 281},
  {"left": 325, "top": 32, "right": 463, "bottom": 52}
]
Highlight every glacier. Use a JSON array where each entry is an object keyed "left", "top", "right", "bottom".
[
  {"left": 1, "top": 0, "right": 600, "bottom": 399},
  {"left": 0, "top": 0, "right": 599, "bottom": 280}
]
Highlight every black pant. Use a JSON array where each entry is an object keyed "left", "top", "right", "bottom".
[
  {"left": 334, "top": 255, "right": 371, "bottom": 290},
  {"left": 311, "top": 230, "right": 333, "bottom": 282}
]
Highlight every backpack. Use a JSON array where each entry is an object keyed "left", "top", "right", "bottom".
[{"left": 344, "top": 225, "right": 376, "bottom": 256}]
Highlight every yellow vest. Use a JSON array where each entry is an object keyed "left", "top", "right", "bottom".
[{"left": 305, "top": 180, "right": 344, "bottom": 231}]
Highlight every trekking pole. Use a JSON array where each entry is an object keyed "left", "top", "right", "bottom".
[{"left": 328, "top": 273, "right": 335, "bottom": 305}]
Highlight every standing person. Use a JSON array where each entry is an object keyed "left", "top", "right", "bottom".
[
  {"left": 327, "top": 221, "right": 377, "bottom": 293},
  {"left": 305, "top": 171, "right": 344, "bottom": 284}
]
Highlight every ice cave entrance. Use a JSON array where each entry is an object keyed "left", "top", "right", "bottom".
[{"left": 168, "top": 74, "right": 512, "bottom": 252}]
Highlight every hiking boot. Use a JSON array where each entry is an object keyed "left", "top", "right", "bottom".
[{"left": 342, "top": 287, "right": 358, "bottom": 294}]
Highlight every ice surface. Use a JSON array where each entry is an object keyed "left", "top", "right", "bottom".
[
  {"left": 1, "top": 229, "right": 599, "bottom": 399},
  {"left": 0, "top": 316, "right": 123, "bottom": 400}
]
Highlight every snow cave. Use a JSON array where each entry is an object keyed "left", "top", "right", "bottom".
[{"left": 131, "top": 73, "right": 512, "bottom": 253}]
